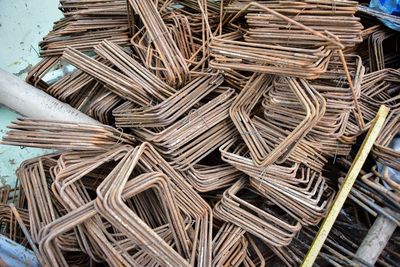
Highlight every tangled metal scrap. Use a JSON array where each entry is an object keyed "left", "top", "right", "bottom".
[{"left": 1, "top": 0, "right": 399, "bottom": 266}]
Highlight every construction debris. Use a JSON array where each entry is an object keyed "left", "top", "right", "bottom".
[{"left": 0, "top": 0, "right": 399, "bottom": 266}]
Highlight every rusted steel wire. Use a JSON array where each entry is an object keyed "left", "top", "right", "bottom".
[
  {"left": 342, "top": 68, "right": 400, "bottom": 144},
  {"left": 373, "top": 113, "right": 400, "bottom": 172},
  {"left": 210, "top": 1, "right": 363, "bottom": 79},
  {"left": 250, "top": 169, "right": 335, "bottom": 226},
  {"left": 273, "top": 220, "right": 399, "bottom": 267},
  {"left": 62, "top": 47, "right": 154, "bottom": 105},
  {"left": 214, "top": 178, "right": 302, "bottom": 247},
  {"left": 211, "top": 222, "right": 247, "bottom": 266},
  {"left": 226, "top": 0, "right": 363, "bottom": 46},
  {"left": 39, "top": 0, "right": 130, "bottom": 56},
  {"left": 2, "top": 0, "right": 400, "bottom": 266},
  {"left": 367, "top": 28, "right": 400, "bottom": 71},
  {"left": 183, "top": 162, "right": 242, "bottom": 192},
  {"left": 9, "top": 203, "right": 43, "bottom": 265},
  {"left": 1, "top": 118, "right": 135, "bottom": 150},
  {"left": 0, "top": 182, "right": 30, "bottom": 247},
  {"left": 228, "top": 73, "right": 329, "bottom": 170},
  {"left": 94, "top": 40, "right": 176, "bottom": 101},
  {"left": 0, "top": 143, "right": 212, "bottom": 266},
  {"left": 219, "top": 138, "right": 334, "bottom": 225},
  {"left": 16, "top": 155, "right": 61, "bottom": 243},
  {"left": 336, "top": 159, "right": 400, "bottom": 225},
  {"left": 112, "top": 74, "right": 223, "bottom": 128},
  {"left": 210, "top": 29, "right": 334, "bottom": 79},
  {"left": 0, "top": 204, "right": 30, "bottom": 245},
  {"left": 0, "top": 186, "right": 10, "bottom": 204},
  {"left": 128, "top": 0, "right": 190, "bottom": 87},
  {"left": 26, "top": 56, "right": 124, "bottom": 125},
  {"left": 119, "top": 82, "right": 238, "bottom": 171}
]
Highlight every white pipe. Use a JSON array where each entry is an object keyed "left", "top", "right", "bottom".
[
  {"left": 355, "top": 210, "right": 398, "bottom": 265},
  {"left": 356, "top": 152, "right": 400, "bottom": 265},
  {"left": 0, "top": 68, "right": 100, "bottom": 125}
]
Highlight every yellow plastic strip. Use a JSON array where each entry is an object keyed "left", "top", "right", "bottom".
[{"left": 301, "top": 105, "right": 390, "bottom": 267}]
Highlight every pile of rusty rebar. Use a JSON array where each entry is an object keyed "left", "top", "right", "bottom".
[{"left": 1, "top": 0, "right": 399, "bottom": 266}]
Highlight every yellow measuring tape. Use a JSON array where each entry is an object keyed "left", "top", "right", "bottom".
[{"left": 301, "top": 105, "right": 390, "bottom": 267}]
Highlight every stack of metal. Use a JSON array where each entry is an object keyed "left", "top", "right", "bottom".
[{"left": 1, "top": 0, "right": 399, "bottom": 266}]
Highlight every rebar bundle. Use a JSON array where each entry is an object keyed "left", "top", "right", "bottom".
[{"left": 1, "top": 0, "right": 400, "bottom": 266}]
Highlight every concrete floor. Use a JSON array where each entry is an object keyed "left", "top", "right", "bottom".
[{"left": 0, "top": 0, "right": 61, "bottom": 186}]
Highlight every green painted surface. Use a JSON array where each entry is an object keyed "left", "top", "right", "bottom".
[
  {"left": 0, "top": 0, "right": 61, "bottom": 77},
  {"left": 0, "top": 0, "right": 61, "bottom": 186}
]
